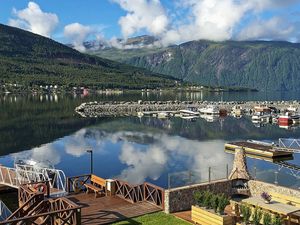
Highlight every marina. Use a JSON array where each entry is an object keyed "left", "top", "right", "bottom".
[{"left": 75, "top": 100, "right": 300, "bottom": 118}]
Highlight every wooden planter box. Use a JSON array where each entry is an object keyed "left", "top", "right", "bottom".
[{"left": 191, "top": 205, "right": 233, "bottom": 225}]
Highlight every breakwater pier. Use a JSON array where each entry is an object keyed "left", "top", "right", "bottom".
[{"left": 75, "top": 100, "right": 300, "bottom": 117}]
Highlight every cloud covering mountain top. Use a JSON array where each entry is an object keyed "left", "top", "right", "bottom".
[{"left": 5, "top": 0, "right": 300, "bottom": 50}]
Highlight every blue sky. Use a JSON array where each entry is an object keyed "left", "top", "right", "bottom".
[
  {"left": 0, "top": 0, "right": 125, "bottom": 38},
  {"left": 1, "top": 0, "right": 300, "bottom": 49}
]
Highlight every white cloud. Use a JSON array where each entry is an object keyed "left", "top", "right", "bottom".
[
  {"left": 8, "top": 2, "right": 59, "bottom": 37},
  {"left": 113, "top": 0, "right": 300, "bottom": 46},
  {"left": 238, "top": 17, "right": 297, "bottom": 41},
  {"left": 112, "top": 0, "right": 169, "bottom": 38},
  {"left": 64, "top": 23, "right": 93, "bottom": 52}
]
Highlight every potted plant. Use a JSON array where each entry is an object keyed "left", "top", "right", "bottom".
[
  {"left": 263, "top": 212, "right": 272, "bottom": 225},
  {"left": 261, "top": 192, "right": 272, "bottom": 204},
  {"left": 252, "top": 207, "right": 262, "bottom": 225},
  {"left": 191, "top": 191, "right": 233, "bottom": 225},
  {"left": 194, "top": 191, "right": 204, "bottom": 207},
  {"left": 211, "top": 194, "right": 219, "bottom": 213},
  {"left": 240, "top": 204, "right": 251, "bottom": 224},
  {"left": 218, "top": 194, "right": 229, "bottom": 215},
  {"left": 203, "top": 191, "right": 213, "bottom": 209},
  {"left": 272, "top": 215, "right": 282, "bottom": 225}
]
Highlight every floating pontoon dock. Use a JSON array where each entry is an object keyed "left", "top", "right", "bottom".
[{"left": 225, "top": 141, "right": 293, "bottom": 159}]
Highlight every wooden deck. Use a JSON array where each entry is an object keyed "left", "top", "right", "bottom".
[{"left": 67, "top": 193, "right": 162, "bottom": 224}]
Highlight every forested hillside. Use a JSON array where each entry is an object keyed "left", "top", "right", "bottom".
[
  {"left": 94, "top": 40, "right": 300, "bottom": 91},
  {"left": 0, "top": 24, "right": 178, "bottom": 91}
]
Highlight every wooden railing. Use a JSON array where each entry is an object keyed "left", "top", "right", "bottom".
[
  {"left": 0, "top": 181, "right": 82, "bottom": 225},
  {"left": 19, "top": 181, "right": 50, "bottom": 207},
  {"left": 0, "top": 205, "right": 81, "bottom": 225},
  {"left": 115, "top": 180, "right": 144, "bottom": 203},
  {"left": 6, "top": 193, "right": 45, "bottom": 221},
  {"left": 115, "top": 180, "right": 165, "bottom": 209},
  {"left": 144, "top": 182, "right": 164, "bottom": 209},
  {"left": 67, "top": 174, "right": 91, "bottom": 193}
]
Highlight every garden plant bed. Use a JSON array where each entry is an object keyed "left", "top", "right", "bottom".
[{"left": 191, "top": 205, "right": 233, "bottom": 225}]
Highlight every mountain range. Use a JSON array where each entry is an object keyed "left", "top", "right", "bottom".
[
  {"left": 0, "top": 24, "right": 177, "bottom": 91},
  {"left": 2, "top": 22, "right": 300, "bottom": 92},
  {"left": 90, "top": 38, "right": 300, "bottom": 91}
]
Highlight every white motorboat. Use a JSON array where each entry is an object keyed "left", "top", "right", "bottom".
[
  {"left": 251, "top": 112, "right": 271, "bottom": 123},
  {"left": 199, "top": 105, "right": 220, "bottom": 115}
]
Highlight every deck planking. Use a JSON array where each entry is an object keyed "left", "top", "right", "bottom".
[{"left": 68, "top": 193, "right": 161, "bottom": 224}]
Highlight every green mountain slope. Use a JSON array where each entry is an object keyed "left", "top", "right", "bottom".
[
  {"left": 0, "top": 24, "right": 178, "bottom": 90},
  {"left": 94, "top": 40, "right": 300, "bottom": 91}
]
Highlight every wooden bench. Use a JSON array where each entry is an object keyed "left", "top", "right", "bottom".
[
  {"left": 270, "top": 192, "right": 300, "bottom": 207},
  {"left": 84, "top": 175, "right": 106, "bottom": 197}
]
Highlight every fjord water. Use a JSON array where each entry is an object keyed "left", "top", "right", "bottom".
[{"left": 1, "top": 90, "right": 300, "bottom": 189}]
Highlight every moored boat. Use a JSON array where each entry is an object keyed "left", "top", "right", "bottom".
[
  {"left": 251, "top": 112, "right": 271, "bottom": 123},
  {"left": 278, "top": 112, "right": 300, "bottom": 125},
  {"left": 198, "top": 105, "right": 220, "bottom": 115},
  {"left": 232, "top": 105, "right": 244, "bottom": 116}
]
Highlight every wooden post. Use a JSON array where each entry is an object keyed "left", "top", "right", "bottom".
[
  {"left": 76, "top": 208, "right": 82, "bottom": 225},
  {"left": 66, "top": 177, "right": 70, "bottom": 193},
  {"left": 46, "top": 181, "right": 50, "bottom": 198}
]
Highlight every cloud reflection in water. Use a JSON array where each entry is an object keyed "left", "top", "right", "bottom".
[{"left": 11, "top": 128, "right": 233, "bottom": 185}]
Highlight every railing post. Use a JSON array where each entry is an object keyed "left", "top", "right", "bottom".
[
  {"left": 274, "top": 171, "right": 278, "bottom": 186},
  {"left": 226, "top": 164, "right": 229, "bottom": 179},
  {"left": 76, "top": 208, "right": 81, "bottom": 225},
  {"left": 168, "top": 173, "right": 171, "bottom": 190},
  {"left": 208, "top": 167, "right": 211, "bottom": 183},
  {"left": 143, "top": 183, "right": 146, "bottom": 201},
  {"left": 46, "top": 181, "right": 50, "bottom": 198},
  {"left": 188, "top": 171, "right": 192, "bottom": 184},
  {"left": 66, "top": 178, "right": 70, "bottom": 193}
]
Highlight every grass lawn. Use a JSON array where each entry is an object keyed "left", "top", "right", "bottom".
[{"left": 112, "top": 212, "right": 191, "bottom": 225}]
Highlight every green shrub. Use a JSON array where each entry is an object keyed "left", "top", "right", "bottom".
[
  {"left": 240, "top": 204, "right": 251, "bottom": 224},
  {"left": 193, "top": 191, "right": 204, "bottom": 207},
  {"left": 272, "top": 215, "right": 282, "bottom": 225},
  {"left": 203, "top": 191, "right": 213, "bottom": 209},
  {"left": 263, "top": 212, "right": 272, "bottom": 225},
  {"left": 252, "top": 207, "right": 262, "bottom": 225},
  {"left": 218, "top": 194, "right": 229, "bottom": 215},
  {"left": 210, "top": 194, "right": 219, "bottom": 213}
]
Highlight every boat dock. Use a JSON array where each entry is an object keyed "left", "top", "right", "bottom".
[
  {"left": 75, "top": 100, "right": 300, "bottom": 118},
  {"left": 225, "top": 141, "right": 294, "bottom": 159}
]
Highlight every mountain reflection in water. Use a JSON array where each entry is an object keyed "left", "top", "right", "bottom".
[
  {"left": 3, "top": 115, "right": 300, "bottom": 188},
  {"left": 2, "top": 92, "right": 300, "bottom": 188}
]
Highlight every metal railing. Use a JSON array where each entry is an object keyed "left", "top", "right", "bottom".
[
  {"left": 167, "top": 164, "right": 231, "bottom": 189},
  {"left": 251, "top": 165, "right": 300, "bottom": 190},
  {"left": 15, "top": 164, "right": 67, "bottom": 193},
  {"left": 0, "top": 165, "right": 67, "bottom": 195},
  {"left": 0, "top": 201, "right": 12, "bottom": 222}
]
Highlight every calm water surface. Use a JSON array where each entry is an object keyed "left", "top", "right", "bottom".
[{"left": 1, "top": 90, "right": 300, "bottom": 189}]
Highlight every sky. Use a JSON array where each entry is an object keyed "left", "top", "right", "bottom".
[{"left": 1, "top": 0, "right": 300, "bottom": 50}]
